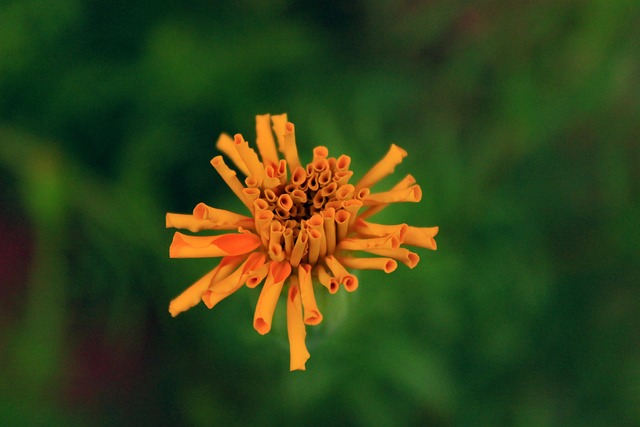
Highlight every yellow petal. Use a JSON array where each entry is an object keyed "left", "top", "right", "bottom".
[
  {"left": 165, "top": 213, "right": 227, "bottom": 232},
  {"left": 216, "top": 133, "right": 250, "bottom": 176},
  {"left": 298, "top": 264, "right": 323, "bottom": 325},
  {"left": 271, "top": 113, "right": 288, "bottom": 154},
  {"left": 356, "top": 144, "right": 407, "bottom": 190},
  {"left": 351, "top": 218, "right": 407, "bottom": 241},
  {"left": 169, "top": 231, "right": 261, "bottom": 258},
  {"left": 357, "top": 174, "right": 415, "bottom": 220},
  {"left": 287, "top": 279, "right": 310, "bottom": 371},
  {"left": 253, "top": 261, "right": 292, "bottom": 335},
  {"left": 283, "top": 122, "right": 302, "bottom": 172},
  {"left": 315, "top": 265, "right": 339, "bottom": 294}
]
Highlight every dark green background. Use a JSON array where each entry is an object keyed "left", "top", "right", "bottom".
[{"left": 1, "top": 1, "right": 638, "bottom": 426}]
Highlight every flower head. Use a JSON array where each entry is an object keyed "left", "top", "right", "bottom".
[{"left": 166, "top": 113, "right": 438, "bottom": 370}]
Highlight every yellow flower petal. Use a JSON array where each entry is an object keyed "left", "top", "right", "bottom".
[
  {"left": 315, "top": 265, "right": 339, "bottom": 294},
  {"left": 357, "top": 174, "right": 415, "bottom": 220},
  {"left": 287, "top": 279, "right": 310, "bottom": 371},
  {"left": 364, "top": 247, "right": 420, "bottom": 269},
  {"left": 338, "top": 235, "right": 400, "bottom": 251},
  {"left": 253, "top": 261, "right": 292, "bottom": 335},
  {"left": 192, "top": 203, "right": 255, "bottom": 229},
  {"left": 283, "top": 122, "right": 302, "bottom": 172},
  {"left": 271, "top": 113, "right": 288, "bottom": 154},
  {"left": 233, "top": 133, "right": 265, "bottom": 180},
  {"left": 165, "top": 213, "right": 225, "bottom": 232},
  {"left": 351, "top": 218, "right": 407, "bottom": 241}
]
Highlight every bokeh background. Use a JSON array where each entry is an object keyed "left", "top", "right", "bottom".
[{"left": 1, "top": 1, "right": 639, "bottom": 426}]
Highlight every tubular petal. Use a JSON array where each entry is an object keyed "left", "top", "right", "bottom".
[
  {"left": 338, "top": 235, "right": 400, "bottom": 251},
  {"left": 364, "top": 185, "right": 422, "bottom": 205},
  {"left": 233, "top": 133, "right": 265, "bottom": 179},
  {"left": 170, "top": 232, "right": 261, "bottom": 258},
  {"left": 339, "top": 256, "right": 397, "bottom": 273},
  {"left": 287, "top": 280, "right": 310, "bottom": 371},
  {"left": 192, "top": 203, "right": 255, "bottom": 229},
  {"left": 315, "top": 265, "right": 339, "bottom": 294},
  {"left": 253, "top": 261, "right": 292, "bottom": 335},
  {"left": 255, "top": 114, "right": 279, "bottom": 166},
  {"left": 201, "top": 253, "right": 265, "bottom": 309},
  {"left": 324, "top": 255, "right": 359, "bottom": 292},
  {"left": 298, "top": 264, "right": 323, "bottom": 325},
  {"left": 283, "top": 122, "right": 302, "bottom": 172},
  {"left": 402, "top": 226, "right": 439, "bottom": 249},
  {"left": 358, "top": 174, "right": 416, "bottom": 220},
  {"left": 365, "top": 248, "right": 420, "bottom": 269},
  {"left": 352, "top": 218, "right": 407, "bottom": 241},
  {"left": 216, "top": 133, "right": 250, "bottom": 176},
  {"left": 210, "top": 156, "right": 254, "bottom": 212},
  {"left": 356, "top": 144, "right": 407, "bottom": 190},
  {"left": 168, "top": 255, "right": 246, "bottom": 317},
  {"left": 165, "top": 213, "right": 230, "bottom": 232},
  {"left": 271, "top": 114, "right": 288, "bottom": 154}
]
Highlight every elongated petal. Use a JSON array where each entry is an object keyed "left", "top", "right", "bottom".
[
  {"left": 168, "top": 255, "right": 246, "bottom": 317},
  {"left": 192, "top": 203, "right": 255, "bottom": 229},
  {"left": 271, "top": 113, "right": 288, "bottom": 154},
  {"left": 403, "top": 226, "right": 439, "bottom": 249},
  {"left": 283, "top": 122, "right": 302, "bottom": 172},
  {"left": 298, "top": 264, "right": 323, "bottom": 325},
  {"left": 338, "top": 235, "right": 400, "bottom": 251},
  {"left": 254, "top": 261, "right": 292, "bottom": 335},
  {"left": 216, "top": 133, "right": 250, "bottom": 176},
  {"left": 364, "top": 185, "right": 422, "bottom": 205},
  {"left": 358, "top": 174, "right": 416, "bottom": 220},
  {"left": 210, "top": 156, "right": 254, "bottom": 212},
  {"left": 287, "top": 279, "right": 310, "bottom": 371},
  {"left": 202, "top": 253, "right": 266, "bottom": 309},
  {"left": 255, "top": 114, "right": 279, "bottom": 166},
  {"left": 234, "top": 133, "right": 265, "bottom": 179},
  {"left": 351, "top": 218, "right": 407, "bottom": 241},
  {"left": 355, "top": 144, "right": 407, "bottom": 190},
  {"left": 338, "top": 256, "right": 397, "bottom": 273},
  {"left": 166, "top": 213, "right": 225, "bottom": 232},
  {"left": 364, "top": 247, "right": 420, "bottom": 269},
  {"left": 315, "top": 265, "right": 339, "bottom": 294},
  {"left": 170, "top": 231, "right": 261, "bottom": 258},
  {"left": 324, "top": 255, "right": 358, "bottom": 292}
]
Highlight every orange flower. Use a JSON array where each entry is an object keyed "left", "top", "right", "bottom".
[{"left": 166, "top": 114, "right": 438, "bottom": 371}]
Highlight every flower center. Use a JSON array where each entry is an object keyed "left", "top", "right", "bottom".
[{"left": 250, "top": 151, "right": 370, "bottom": 265}]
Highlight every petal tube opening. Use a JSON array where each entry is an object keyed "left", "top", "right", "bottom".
[
  {"left": 253, "top": 261, "right": 292, "bottom": 334},
  {"left": 287, "top": 280, "right": 310, "bottom": 371}
]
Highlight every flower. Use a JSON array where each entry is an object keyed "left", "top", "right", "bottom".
[{"left": 166, "top": 113, "right": 438, "bottom": 370}]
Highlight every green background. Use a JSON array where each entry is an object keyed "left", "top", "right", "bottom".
[{"left": 1, "top": 1, "right": 638, "bottom": 426}]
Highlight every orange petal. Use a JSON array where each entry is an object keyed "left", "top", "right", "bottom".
[
  {"left": 338, "top": 256, "right": 397, "bottom": 273},
  {"left": 403, "top": 226, "right": 439, "bottom": 250},
  {"left": 202, "top": 252, "right": 266, "bottom": 309},
  {"left": 356, "top": 144, "right": 407, "bottom": 190},
  {"left": 192, "top": 203, "right": 255, "bottom": 229},
  {"left": 168, "top": 255, "right": 246, "bottom": 317},
  {"left": 233, "top": 133, "right": 265, "bottom": 179},
  {"left": 364, "top": 248, "right": 420, "bottom": 269},
  {"left": 364, "top": 185, "right": 422, "bottom": 205},
  {"left": 351, "top": 218, "right": 407, "bottom": 241},
  {"left": 210, "top": 156, "right": 254, "bottom": 212},
  {"left": 289, "top": 229, "right": 308, "bottom": 268},
  {"left": 298, "top": 264, "right": 323, "bottom": 325},
  {"left": 324, "top": 255, "right": 359, "bottom": 292},
  {"left": 315, "top": 265, "right": 339, "bottom": 294},
  {"left": 169, "top": 231, "right": 261, "bottom": 258},
  {"left": 287, "top": 279, "right": 310, "bottom": 371},
  {"left": 253, "top": 261, "right": 292, "bottom": 335},
  {"left": 255, "top": 114, "right": 279, "bottom": 166},
  {"left": 216, "top": 133, "right": 250, "bottom": 176},
  {"left": 165, "top": 213, "right": 227, "bottom": 232},
  {"left": 338, "top": 235, "right": 400, "bottom": 251},
  {"left": 283, "top": 122, "right": 302, "bottom": 172},
  {"left": 357, "top": 174, "right": 416, "bottom": 220},
  {"left": 271, "top": 113, "right": 289, "bottom": 154},
  {"left": 322, "top": 208, "right": 337, "bottom": 255}
]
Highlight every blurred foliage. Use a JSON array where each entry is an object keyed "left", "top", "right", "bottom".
[{"left": 1, "top": 0, "right": 639, "bottom": 426}]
